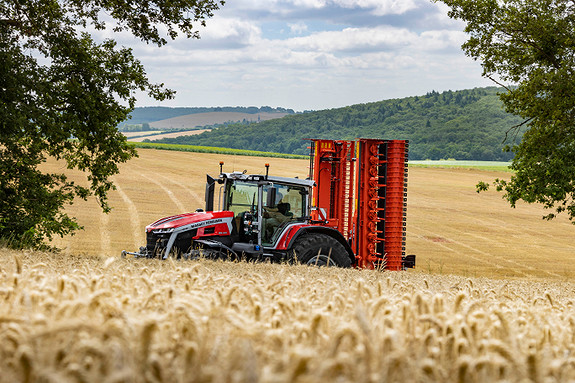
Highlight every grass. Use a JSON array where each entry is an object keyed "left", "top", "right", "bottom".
[
  {"left": 409, "top": 160, "right": 514, "bottom": 172},
  {"left": 132, "top": 141, "right": 308, "bottom": 159}
]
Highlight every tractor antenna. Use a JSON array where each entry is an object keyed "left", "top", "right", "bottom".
[
  {"left": 265, "top": 163, "right": 270, "bottom": 180},
  {"left": 219, "top": 161, "right": 224, "bottom": 174}
]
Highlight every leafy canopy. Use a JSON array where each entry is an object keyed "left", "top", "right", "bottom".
[
  {"left": 437, "top": 0, "right": 575, "bottom": 222},
  {"left": 0, "top": 0, "right": 223, "bottom": 247}
]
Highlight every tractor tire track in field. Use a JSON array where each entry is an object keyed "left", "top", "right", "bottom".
[
  {"left": 450, "top": 212, "right": 567, "bottom": 278},
  {"left": 137, "top": 173, "right": 188, "bottom": 212},
  {"left": 409, "top": 223, "right": 562, "bottom": 278},
  {"left": 130, "top": 163, "right": 203, "bottom": 208},
  {"left": 408, "top": 225, "right": 531, "bottom": 278},
  {"left": 114, "top": 183, "right": 143, "bottom": 250},
  {"left": 154, "top": 173, "right": 203, "bottom": 207},
  {"left": 100, "top": 209, "right": 111, "bottom": 256}
]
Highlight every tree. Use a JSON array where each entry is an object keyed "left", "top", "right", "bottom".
[
  {"left": 0, "top": 0, "right": 224, "bottom": 247},
  {"left": 437, "top": 0, "right": 575, "bottom": 222}
]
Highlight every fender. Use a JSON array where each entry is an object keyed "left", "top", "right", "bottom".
[
  {"left": 271, "top": 222, "right": 310, "bottom": 250},
  {"left": 277, "top": 225, "right": 356, "bottom": 265}
]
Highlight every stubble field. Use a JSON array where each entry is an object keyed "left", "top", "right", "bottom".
[
  {"left": 2, "top": 148, "right": 575, "bottom": 382},
  {"left": 46, "top": 148, "right": 575, "bottom": 280}
]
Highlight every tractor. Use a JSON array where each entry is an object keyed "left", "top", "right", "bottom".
[{"left": 122, "top": 138, "right": 415, "bottom": 270}]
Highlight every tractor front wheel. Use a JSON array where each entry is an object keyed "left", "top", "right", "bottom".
[{"left": 291, "top": 233, "right": 351, "bottom": 268}]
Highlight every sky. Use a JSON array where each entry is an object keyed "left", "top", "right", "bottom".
[{"left": 116, "top": 0, "right": 494, "bottom": 111}]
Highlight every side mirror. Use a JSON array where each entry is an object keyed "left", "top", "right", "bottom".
[
  {"left": 266, "top": 187, "right": 277, "bottom": 207},
  {"left": 205, "top": 174, "right": 216, "bottom": 211}
]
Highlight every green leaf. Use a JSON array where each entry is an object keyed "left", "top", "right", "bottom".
[
  {"left": 437, "top": 0, "right": 575, "bottom": 223},
  {"left": 0, "top": 0, "right": 223, "bottom": 248}
]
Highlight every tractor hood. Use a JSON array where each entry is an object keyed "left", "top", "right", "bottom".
[{"left": 146, "top": 211, "right": 234, "bottom": 233}]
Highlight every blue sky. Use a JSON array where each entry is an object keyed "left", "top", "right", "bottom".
[{"left": 120, "top": 0, "right": 493, "bottom": 111}]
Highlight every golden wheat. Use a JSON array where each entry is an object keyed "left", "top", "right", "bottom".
[{"left": 2, "top": 248, "right": 575, "bottom": 382}]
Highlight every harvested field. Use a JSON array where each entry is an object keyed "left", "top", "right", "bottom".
[
  {"left": 148, "top": 111, "right": 289, "bottom": 130},
  {"left": 127, "top": 129, "right": 211, "bottom": 142},
  {"left": 44, "top": 149, "right": 575, "bottom": 280}
]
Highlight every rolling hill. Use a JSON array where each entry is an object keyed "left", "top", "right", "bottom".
[
  {"left": 148, "top": 111, "right": 291, "bottom": 130},
  {"left": 151, "top": 87, "right": 524, "bottom": 161},
  {"left": 120, "top": 106, "right": 295, "bottom": 126}
]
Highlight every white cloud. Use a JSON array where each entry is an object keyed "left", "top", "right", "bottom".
[
  {"left": 226, "top": 0, "right": 419, "bottom": 14},
  {"left": 285, "top": 26, "right": 417, "bottom": 53},
  {"left": 125, "top": 0, "right": 490, "bottom": 110},
  {"left": 288, "top": 22, "right": 308, "bottom": 35},
  {"left": 332, "top": 0, "right": 418, "bottom": 15},
  {"left": 417, "top": 30, "right": 467, "bottom": 51},
  {"left": 200, "top": 18, "right": 262, "bottom": 44}
]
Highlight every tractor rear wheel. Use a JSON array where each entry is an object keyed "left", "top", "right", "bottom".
[{"left": 291, "top": 233, "right": 351, "bottom": 268}]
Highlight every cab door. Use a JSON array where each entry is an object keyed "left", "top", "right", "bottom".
[{"left": 261, "top": 183, "right": 308, "bottom": 246}]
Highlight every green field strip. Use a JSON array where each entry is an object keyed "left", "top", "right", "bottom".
[{"left": 132, "top": 142, "right": 308, "bottom": 159}]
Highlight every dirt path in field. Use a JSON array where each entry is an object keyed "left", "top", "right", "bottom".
[
  {"left": 114, "top": 183, "right": 142, "bottom": 249},
  {"left": 154, "top": 173, "right": 203, "bottom": 206},
  {"left": 137, "top": 173, "right": 187, "bottom": 211},
  {"left": 100, "top": 210, "right": 111, "bottom": 256}
]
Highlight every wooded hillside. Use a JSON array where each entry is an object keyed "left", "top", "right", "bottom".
[{"left": 152, "top": 87, "right": 522, "bottom": 160}]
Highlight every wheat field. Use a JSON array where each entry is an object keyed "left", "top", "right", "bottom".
[
  {"left": 1, "top": 249, "right": 575, "bottom": 382},
  {"left": 2, "top": 148, "right": 573, "bottom": 382}
]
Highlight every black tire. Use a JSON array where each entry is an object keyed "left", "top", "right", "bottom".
[{"left": 291, "top": 233, "right": 351, "bottom": 268}]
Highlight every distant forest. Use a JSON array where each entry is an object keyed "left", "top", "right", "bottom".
[
  {"left": 149, "top": 87, "right": 523, "bottom": 161},
  {"left": 121, "top": 106, "right": 296, "bottom": 125}
]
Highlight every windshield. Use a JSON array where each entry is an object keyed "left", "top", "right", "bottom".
[{"left": 227, "top": 181, "right": 258, "bottom": 216}]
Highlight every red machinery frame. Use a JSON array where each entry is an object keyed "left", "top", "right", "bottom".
[{"left": 309, "top": 138, "right": 409, "bottom": 270}]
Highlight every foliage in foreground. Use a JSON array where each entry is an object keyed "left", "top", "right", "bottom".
[
  {"left": 439, "top": 0, "right": 575, "bottom": 222},
  {"left": 0, "top": 0, "right": 223, "bottom": 247},
  {"left": 1, "top": 249, "right": 575, "bottom": 382}
]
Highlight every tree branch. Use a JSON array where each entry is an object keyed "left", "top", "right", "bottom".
[
  {"left": 503, "top": 117, "right": 533, "bottom": 143},
  {"left": 486, "top": 74, "right": 511, "bottom": 91},
  {"left": 0, "top": 19, "right": 21, "bottom": 27}
]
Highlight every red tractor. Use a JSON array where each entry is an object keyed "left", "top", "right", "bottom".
[{"left": 122, "top": 138, "right": 415, "bottom": 270}]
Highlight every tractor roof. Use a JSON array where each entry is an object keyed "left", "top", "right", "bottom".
[{"left": 220, "top": 172, "right": 315, "bottom": 188}]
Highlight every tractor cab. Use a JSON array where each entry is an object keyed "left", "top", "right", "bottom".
[{"left": 207, "top": 169, "right": 315, "bottom": 248}]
